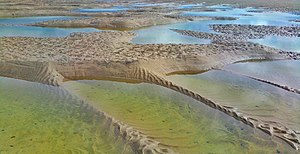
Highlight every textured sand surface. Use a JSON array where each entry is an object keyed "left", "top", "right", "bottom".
[
  {"left": 1, "top": 0, "right": 300, "bottom": 151},
  {"left": 1, "top": 30, "right": 299, "bottom": 150}
]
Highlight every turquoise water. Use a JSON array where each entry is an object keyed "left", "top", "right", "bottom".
[{"left": 0, "top": 16, "right": 100, "bottom": 37}]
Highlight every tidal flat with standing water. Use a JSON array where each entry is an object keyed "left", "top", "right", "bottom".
[{"left": 1, "top": 1, "right": 300, "bottom": 153}]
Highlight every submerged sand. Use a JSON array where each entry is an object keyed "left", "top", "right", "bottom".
[
  {"left": 1, "top": 0, "right": 300, "bottom": 152},
  {"left": 1, "top": 30, "right": 300, "bottom": 150}
]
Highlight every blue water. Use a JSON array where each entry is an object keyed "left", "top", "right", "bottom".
[
  {"left": 251, "top": 36, "right": 300, "bottom": 52},
  {"left": 0, "top": 16, "right": 100, "bottom": 37},
  {"left": 0, "top": 16, "right": 79, "bottom": 25},
  {"left": 132, "top": 22, "right": 211, "bottom": 44},
  {"left": 130, "top": 3, "right": 170, "bottom": 7},
  {"left": 133, "top": 7, "right": 300, "bottom": 52},
  {"left": 183, "top": 9, "right": 300, "bottom": 26},
  {"left": 206, "top": 4, "right": 234, "bottom": 10},
  {"left": 74, "top": 6, "right": 128, "bottom": 13},
  {"left": 178, "top": 3, "right": 204, "bottom": 9},
  {"left": 1, "top": 5, "right": 299, "bottom": 51}
]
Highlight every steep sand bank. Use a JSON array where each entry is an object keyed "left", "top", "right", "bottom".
[{"left": 1, "top": 31, "right": 300, "bottom": 150}]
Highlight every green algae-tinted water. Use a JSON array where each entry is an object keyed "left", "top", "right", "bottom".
[
  {"left": 0, "top": 77, "right": 131, "bottom": 153},
  {"left": 224, "top": 60, "right": 300, "bottom": 89},
  {"left": 166, "top": 70, "right": 300, "bottom": 132},
  {"left": 64, "top": 80, "right": 296, "bottom": 154}
]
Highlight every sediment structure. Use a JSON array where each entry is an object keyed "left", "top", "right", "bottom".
[
  {"left": 1, "top": 31, "right": 300, "bottom": 150},
  {"left": 211, "top": 24, "right": 300, "bottom": 38},
  {"left": 53, "top": 84, "right": 175, "bottom": 154},
  {"left": 29, "top": 13, "right": 216, "bottom": 30},
  {"left": 171, "top": 29, "right": 247, "bottom": 42},
  {"left": 172, "top": 26, "right": 300, "bottom": 44},
  {"left": 222, "top": 69, "right": 300, "bottom": 95}
]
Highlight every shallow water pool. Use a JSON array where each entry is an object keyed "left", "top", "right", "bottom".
[
  {"left": 0, "top": 16, "right": 79, "bottom": 25},
  {"left": 64, "top": 80, "right": 296, "bottom": 153},
  {"left": 166, "top": 70, "right": 300, "bottom": 132},
  {"left": 251, "top": 35, "right": 300, "bottom": 53},
  {"left": 133, "top": 6, "right": 300, "bottom": 50},
  {"left": 224, "top": 60, "right": 300, "bottom": 89},
  {"left": 0, "top": 77, "right": 131, "bottom": 153},
  {"left": 0, "top": 16, "right": 100, "bottom": 37}
]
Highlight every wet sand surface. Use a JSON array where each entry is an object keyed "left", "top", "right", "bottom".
[
  {"left": 0, "top": 77, "right": 131, "bottom": 153},
  {"left": 166, "top": 70, "right": 300, "bottom": 132},
  {"left": 63, "top": 80, "right": 296, "bottom": 153},
  {"left": 224, "top": 60, "right": 300, "bottom": 90},
  {"left": 1, "top": 0, "right": 300, "bottom": 152}
]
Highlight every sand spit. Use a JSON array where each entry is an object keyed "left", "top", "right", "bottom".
[
  {"left": 172, "top": 29, "right": 247, "bottom": 43},
  {"left": 222, "top": 69, "right": 300, "bottom": 95},
  {"left": 30, "top": 14, "right": 214, "bottom": 30},
  {"left": 211, "top": 24, "right": 300, "bottom": 38},
  {"left": 172, "top": 27, "right": 300, "bottom": 44},
  {"left": 1, "top": 31, "right": 300, "bottom": 150}
]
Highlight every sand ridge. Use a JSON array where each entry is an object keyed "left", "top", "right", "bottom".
[
  {"left": 1, "top": 30, "right": 300, "bottom": 150},
  {"left": 1, "top": 26, "right": 300, "bottom": 153}
]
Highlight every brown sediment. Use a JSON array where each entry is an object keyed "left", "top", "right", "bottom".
[
  {"left": 171, "top": 28, "right": 300, "bottom": 44},
  {"left": 171, "top": 28, "right": 247, "bottom": 43},
  {"left": 29, "top": 14, "right": 213, "bottom": 31},
  {"left": 221, "top": 69, "right": 300, "bottom": 95},
  {"left": 166, "top": 70, "right": 208, "bottom": 76},
  {"left": 0, "top": 61, "right": 63, "bottom": 86},
  {"left": 1, "top": 0, "right": 300, "bottom": 18},
  {"left": 1, "top": 31, "right": 300, "bottom": 150},
  {"left": 211, "top": 24, "right": 300, "bottom": 38}
]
